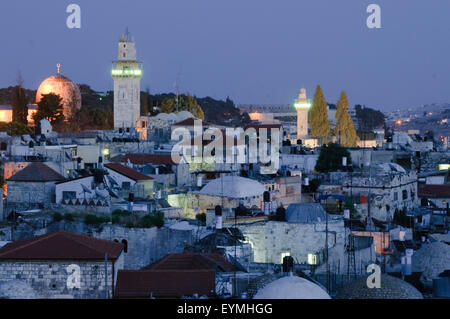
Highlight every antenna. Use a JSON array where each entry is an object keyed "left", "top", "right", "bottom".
[{"left": 174, "top": 72, "right": 181, "bottom": 112}]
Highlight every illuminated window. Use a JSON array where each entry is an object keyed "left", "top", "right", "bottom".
[{"left": 307, "top": 253, "right": 318, "bottom": 265}]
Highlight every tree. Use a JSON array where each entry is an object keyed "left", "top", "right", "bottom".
[
  {"left": 160, "top": 94, "right": 205, "bottom": 119},
  {"left": 11, "top": 74, "right": 28, "bottom": 125},
  {"left": 141, "top": 87, "right": 150, "bottom": 116},
  {"left": 33, "top": 93, "right": 64, "bottom": 124},
  {"left": 0, "top": 121, "right": 33, "bottom": 136},
  {"left": 334, "top": 91, "right": 359, "bottom": 147},
  {"left": 309, "top": 85, "right": 331, "bottom": 144},
  {"left": 315, "top": 143, "right": 351, "bottom": 173}
]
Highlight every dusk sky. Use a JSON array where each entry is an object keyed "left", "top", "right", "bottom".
[{"left": 1, "top": 0, "right": 449, "bottom": 111}]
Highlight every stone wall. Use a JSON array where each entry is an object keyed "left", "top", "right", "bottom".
[{"left": 0, "top": 255, "right": 123, "bottom": 299}]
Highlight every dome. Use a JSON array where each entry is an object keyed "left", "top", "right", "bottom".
[
  {"left": 36, "top": 74, "right": 81, "bottom": 119},
  {"left": 412, "top": 242, "right": 450, "bottom": 281},
  {"left": 254, "top": 275, "right": 331, "bottom": 299},
  {"left": 337, "top": 274, "right": 423, "bottom": 299},
  {"left": 199, "top": 176, "right": 266, "bottom": 199},
  {"left": 0, "top": 280, "right": 38, "bottom": 299}
]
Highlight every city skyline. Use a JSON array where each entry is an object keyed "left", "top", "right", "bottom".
[{"left": 1, "top": 1, "right": 450, "bottom": 111}]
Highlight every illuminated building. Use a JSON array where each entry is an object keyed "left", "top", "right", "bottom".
[
  {"left": 111, "top": 28, "right": 143, "bottom": 130},
  {"left": 293, "top": 88, "right": 311, "bottom": 139},
  {"left": 36, "top": 64, "right": 81, "bottom": 119},
  {"left": 0, "top": 105, "right": 38, "bottom": 124}
]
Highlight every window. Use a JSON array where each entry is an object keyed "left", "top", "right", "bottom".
[
  {"left": 307, "top": 253, "right": 318, "bottom": 265},
  {"left": 122, "top": 239, "right": 128, "bottom": 253},
  {"left": 123, "top": 53, "right": 126, "bottom": 58},
  {"left": 122, "top": 182, "right": 131, "bottom": 190},
  {"left": 393, "top": 192, "right": 398, "bottom": 201},
  {"left": 402, "top": 190, "right": 408, "bottom": 200},
  {"left": 62, "top": 191, "right": 76, "bottom": 201}
]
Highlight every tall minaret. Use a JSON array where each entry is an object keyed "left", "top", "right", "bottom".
[
  {"left": 112, "top": 28, "right": 143, "bottom": 130},
  {"left": 294, "top": 88, "right": 311, "bottom": 140}
]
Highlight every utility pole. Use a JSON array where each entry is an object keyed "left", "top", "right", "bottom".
[{"left": 105, "top": 253, "right": 109, "bottom": 299}]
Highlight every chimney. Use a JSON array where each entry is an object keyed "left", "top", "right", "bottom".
[{"left": 215, "top": 205, "right": 222, "bottom": 230}]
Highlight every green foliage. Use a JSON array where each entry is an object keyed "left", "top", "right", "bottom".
[
  {"left": 84, "top": 214, "right": 109, "bottom": 227},
  {"left": 315, "top": 143, "right": 351, "bottom": 173},
  {"left": 52, "top": 212, "right": 63, "bottom": 222},
  {"left": 64, "top": 213, "right": 74, "bottom": 222},
  {"left": 309, "top": 178, "right": 322, "bottom": 193},
  {"left": 309, "top": 85, "right": 331, "bottom": 143},
  {"left": 0, "top": 122, "right": 33, "bottom": 136},
  {"left": 334, "top": 91, "right": 359, "bottom": 147},
  {"left": 11, "top": 85, "right": 28, "bottom": 125},
  {"left": 139, "top": 212, "right": 165, "bottom": 228},
  {"left": 195, "top": 213, "right": 206, "bottom": 224},
  {"left": 33, "top": 93, "right": 64, "bottom": 124},
  {"left": 354, "top": 105, "right": 385, "bottom": 132},
  {"left": 160, "top": 94, "right": 205, "bottom": 119}
]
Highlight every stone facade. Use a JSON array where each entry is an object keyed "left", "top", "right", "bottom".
[{"left": 0, "top": 255, "right": 124, "bottom": 299}]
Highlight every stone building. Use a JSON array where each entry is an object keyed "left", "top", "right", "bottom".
[
  {"left": 0, "top": 231, "right": 124, "bottom": 299},
  {"left": 104, "top": 163, "right": 154, "bottom": 199},
  {"left": 6, "top": 162, "right": 65, "bottom": 210},
  {"left": 321, "top": 163, "right": 419, "bottom": 222}
]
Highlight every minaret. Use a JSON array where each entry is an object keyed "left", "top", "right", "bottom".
[
  {"left": 294, "top": 88, "right": 311, "bottom": 140},
  {"left": 112, "top": 28, "right": 143, "bottom": 130}
]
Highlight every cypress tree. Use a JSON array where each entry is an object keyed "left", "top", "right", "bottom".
[
  {"left": 11, "top": 85, "right": 28, "bottom": 125},
  {"left": 334, "top": 91, "right": 359, "bottom": 147},
  {"left": 309, "top": 85, "right": 331, "bottom": 144}
]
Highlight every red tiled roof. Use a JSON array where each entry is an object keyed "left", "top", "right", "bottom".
[
  {"left": 111, "top": 154, "right": 176, "bottom": 165},
  {"left": 173, "top": 118, "right": 209, "bottom": 127},
  {"left": 115, "top": 269, "right": 215, "bottom": 298},
  {"left": 0, "top": 230, "right": 123, "bottom": 261},
  {"left": 104, "top": 163, "right": 153, "bottom": 181},
  {"left": 7, "top": 162, "right": 65, "bottom": 182},
  {"left": 143, "top": 253, "right": 238, "bottom": 272},
  {"left": 418, "top": 184, "right": 450, "bottom": 198}
]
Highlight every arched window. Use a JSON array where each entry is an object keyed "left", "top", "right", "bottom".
[{"left": 122, "top": 239, "right": 128, "bottom": 253}]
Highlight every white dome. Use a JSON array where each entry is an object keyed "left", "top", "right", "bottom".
[
  {"left": 0, "top": 280, "right": 38, "bottom": 299},
  {"left": 199, "top": 176, "right": 266, "bottom": 199},
  {"left": 254, "top": 276, "right": 330, "bottom": 299},
  {"left": 154, "top": 111, "right": 194, "bottom": 122}
]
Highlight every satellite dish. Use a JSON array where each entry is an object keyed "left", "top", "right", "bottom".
[
  {"left": 95, "top": 189, "right": 107, "bottom": 200},
  {"left": 81, "top": 184, "right": 92, "bottom": 194},
  {"left": 107, "top": 175, "right": 118, "bottom": 187}
]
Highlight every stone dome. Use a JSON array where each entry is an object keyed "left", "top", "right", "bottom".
[
  {"left": 0, "top": 280, "right": 38, "bottom": 299},
  {"left": 412, "top": 242, "right": 450, "bottom": 282},
  {"left": 253, "top": 275, "right": 331, "bottom": 299},
  {"left": 199, "top": 176, "right": 266, "bottom": 199},
  {"left": 337, "top": 274, "right": 423, "bottom": 299},
  {"left": 36, "top": 74, "right": 81, "bottom": 119}
]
